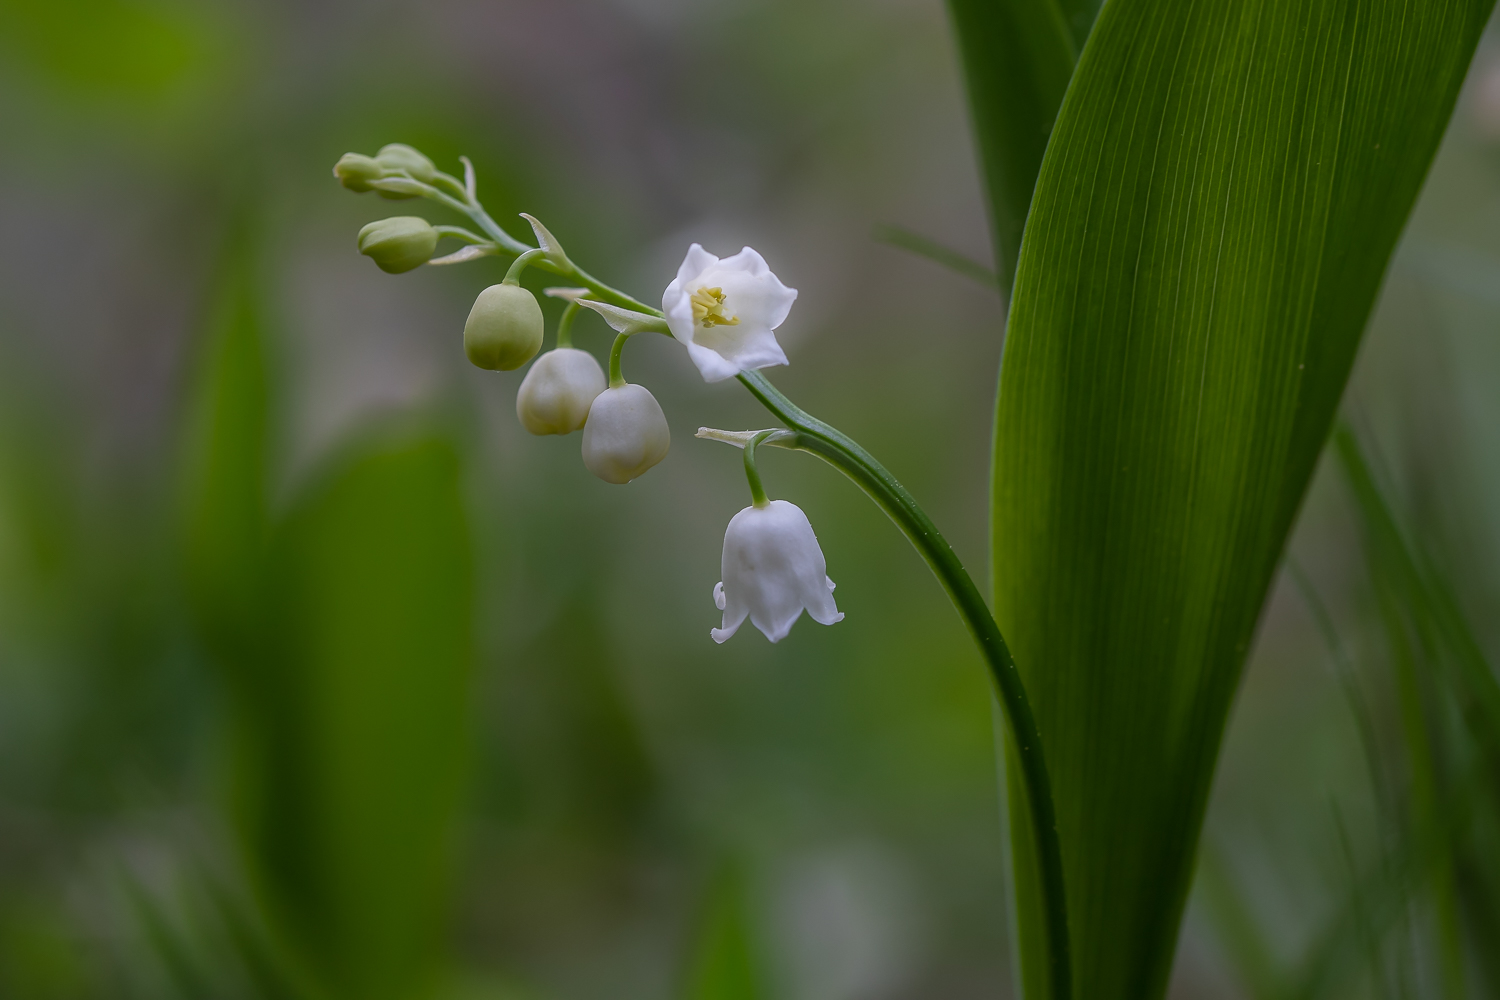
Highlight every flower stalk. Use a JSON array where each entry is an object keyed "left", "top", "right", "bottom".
[
  {"left": 742, "top": 429, "right": 776, "bottom": 509},
  {"left": 735, "top": 370, "right": 1072, "bottom": 1000},
  {"left": 607, "top": 333, "right": 629, "bottom": 389}
]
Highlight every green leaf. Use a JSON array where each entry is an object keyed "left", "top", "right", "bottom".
[
  {"left": 944, "top": 0, "right": 1079, "bottom": 290},
  {"left": 180, "top": 232, "right": 270, "bottom": 662},
  {"left": 234, "top": 433, "right": 474, "bottom": 1000},
  {"left": 683, "top": 864, "right": 762, "bottom": 1000},
  {"left": 987, "top": 2, "right": 1493, "bottom": 999},
  {"left": 1332, "top": 425, "right": 1500, "bottom": 995},
  {"left": 873, "top": 224, "right": 1000, "bottom": 290}
]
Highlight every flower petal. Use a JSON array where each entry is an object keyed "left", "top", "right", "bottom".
[
  {"left": 675, "top": 243, "right": 720, "bottom": 288},
  {"left": 712, "top": 501, "right": 840, "bottom": 643},
  {"left": 714, "top": 249, "right": 797, "bottom": 330},
  {"left": 663, "top": 244, "right": 797, "bottom": 383}
]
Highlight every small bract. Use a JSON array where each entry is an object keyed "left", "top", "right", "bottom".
[
  {"left": 712, "top": 500, "right": 842, "bottom": 643},
  {"left": 464, "top": 284, "right": 544, "bottom": 371},
  {"left": 581, "top": 384, "right": 670, "bottom": 483},
  {"left": 663, "top": 244, "right": 797, "bottom": 382},
  {"left": 517, "top": 348, "right": 607, "bottom": 435}
]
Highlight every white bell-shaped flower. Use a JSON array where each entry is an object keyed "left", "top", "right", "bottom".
[
  {"left": 581, "top": 384, "right": 670, "bottom": 483},
  {"left": 516, "top": 348, "right": 607, "bottom": 435},
  {"left": 712, "top": 500, "right": 843, "bottom": 643},
  {"left": 663, "top": 244, "right": 797, "bottom": 383}
]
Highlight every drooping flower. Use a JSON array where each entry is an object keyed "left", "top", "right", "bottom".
[
  {"left": 516, "top": 348, "right": 607, "bottom": 435},
  {"left": 663, "top": 244, "right": 797, "bottom": 383},
  {"left": 581, "top": 384, "right": 670, "bottom": 483},
  {"left": 712, "top": 500, "right": 842, "bottom": 643}
]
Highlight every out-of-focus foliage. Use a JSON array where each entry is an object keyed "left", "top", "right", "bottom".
[
  {"left": 683, "top": 865, "right": 764, "bottom": 1000},
  {"left": 244, "top": 433, "right": 473, "bottom": 1000},
  {"left": 181, "top": 232, "right": 475, "bottom": 999}
]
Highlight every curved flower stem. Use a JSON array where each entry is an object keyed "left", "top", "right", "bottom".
[
  {"left": 607, "top": 333, "right": 629, "bottom": 388},
  {"left": 743, "top": 430, "right": 775, "bottom": 508},
  {"left": 737, "top": 369, "right": 1071, "bottom": 1000},
  {"left": 555, "top": 301, "right": 581, "bottom": 349},
  {"left": 432, "top": 224, "right": 490, "bottom": 244},
  {"left": 503, "top": 248, "right": 547, "bottom": 285}
]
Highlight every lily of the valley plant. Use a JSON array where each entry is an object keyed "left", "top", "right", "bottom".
[{"left": 333, "top": 141, "right": 1073, "bottom": 995}]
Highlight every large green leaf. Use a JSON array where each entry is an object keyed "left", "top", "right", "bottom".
[
  {"left": 986, "top": 2, "right": 1492, "bottom": 999},
  {"left": 235, "top": 434, "right": 474, "bottom": 1000}
]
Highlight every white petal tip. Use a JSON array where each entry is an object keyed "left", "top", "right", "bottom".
[{"left": 711, "top": 628, "right": 731, "bottom": 644}]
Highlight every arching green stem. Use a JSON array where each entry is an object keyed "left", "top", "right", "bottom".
[
  {"left": 555, "top": 301, "right": 581, "bottom": 349},
  {"left": 390, "top": 170, "right": 658, "bottom": 313},
  {"left": 743, "top": 430, "right": 775, "bottom": 508},
  {"left": 737, "top": 369, "right": 1071, "bottom": 1000},
  {"left": 607, "top": 333, "right": 629, "bottom": 388}
]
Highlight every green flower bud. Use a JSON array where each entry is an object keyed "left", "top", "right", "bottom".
[
  {"left": 371, "top": 176, "right": 423, "bottom": 200},
  {"left": 464, "top": 284, "right": 544, "bottom": 371},
  {"left": 357, "top": 216, "right": 438, "bottom": 274},
  {"left": 375, "top": 143, "right": 437, "bottom": 183},
  {"left": 334, "top": 152, "right": 385, "bottom": 193}
]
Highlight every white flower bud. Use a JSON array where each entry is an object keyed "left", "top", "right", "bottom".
[
  {"left": 464, "top": 284, "right": 544, "bottom": 371},
  {"left": 516, "top": 348, "right": 606, "bottom": 435},
  {"left": 711, "top": 500, "right": 842, "bottom": 643},
  {"left": 581, "top": 384, "right": 670, "bottom": 484}
]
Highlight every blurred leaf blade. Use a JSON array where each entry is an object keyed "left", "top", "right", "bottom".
[
  {"left": 683, "top": 864, "right": 762, "bottom": 1000},
  {"left": 236, "top": 433, "right": 475, "bottom": 1000},
  {"left": 873, "top": 224, "right": 1000, "bottom": 290},
  {"left": 944, "top": 0, "right": 1078, "bottom": 290},
  {"left": 180, "top": 232, "right": 269, "bottom": 661},
  {"left": 1333, "top": 425, "right": 1500, "bottom": 996},
  {"left": 989, "top": 2, "right": 1493, "bottom": 999}
]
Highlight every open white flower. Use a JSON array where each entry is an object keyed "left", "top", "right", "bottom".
[
  {"left": 712, "top": 500, "right": 842, "bottom": 643},
  {"left": 664, "top": 244, "right": 797, "bottom": 382}
]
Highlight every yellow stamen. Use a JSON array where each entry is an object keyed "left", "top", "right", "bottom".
[{"left": 690, "top": 286, "right": 739, "bottom": 328}]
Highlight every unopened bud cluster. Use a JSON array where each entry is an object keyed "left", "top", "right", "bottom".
[
  {"left": 335, "top": 143, "right": 437, "bottom": 195},
  {"left": 335, "top": 143, "right": 843, "bottom": 642}
]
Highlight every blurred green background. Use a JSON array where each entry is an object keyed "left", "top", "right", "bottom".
[{"left": 2, "top": 1, "right": 1500, "bottom": 997}]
